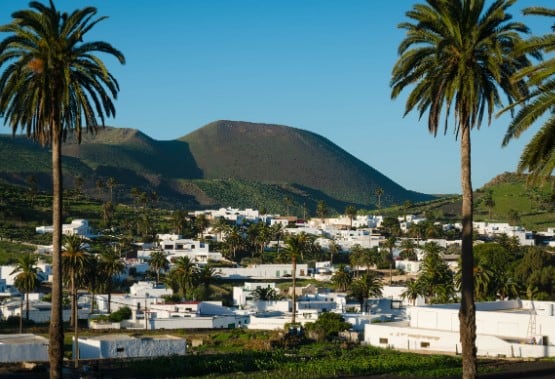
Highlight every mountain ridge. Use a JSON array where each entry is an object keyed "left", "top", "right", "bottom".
[{"left": 0, "top": 120, "right": 435, "bottom": 213}]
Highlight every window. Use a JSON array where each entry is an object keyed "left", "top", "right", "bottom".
[
  {"left": 116, "top": 347, "right": 124, "bottom": 353},
  {"left": 379, "top": 338, "right": 388, "bottom": 344},
  {"left": 420, "top": 342, "right": 430, "bottom": 348}
]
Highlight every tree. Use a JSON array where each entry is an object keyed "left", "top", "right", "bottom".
[
  {"left": 285, "top": 232, "right": 312, "bottom": 324},
  {"left": 374, "top": 187, "right": 384, "bottom": 209},
  {"left": 399, "top": 239, "right": 418, "bottom": 261},
  {"left": 316, "top": 200, "right": 328, "bottom": 222},
  {"left": 149, "top": 249, "right": 169, "bottom": 286},
  {"left": 381, "top": 236, "right": 397, "bottom": 284},
  {"left": 345, "top": 205, "right": 357, "bottom": 229},
  {"left": 10, "top": 253, "right": 41, "bottom": 327},
  {"left": 391, "top": 1, "right": 532, "bottom": 377},
  {"left": 194, "top": 264, "right": 219, "bottom": 301},
  {"left": 26, "top": 174, "right": 38, "bottom": 204},
  {"left": 168, "top": 256, "right": 198, "bottom": 300},
  {"left": 106, "top": 177, "right": 117, "bottom": 203},
  {"left": 62, "top": 235, "right": 87, "bottom": 328},
  {"left": 99, "top": 248, "right": 125, "bottom": 313},
  {"left": 349, "top": 272, "right": 383, "bottom": 313},
  {"left": 82, "top": 254, "right": 101, "bottom": 313},
  {"left": 501, "top": 7, "right": 555, "bottom": 185},
  {"left": 401, "top": 279, "right": 423, "bottom": 306},
  {"left": 253, "top": 286, "right": 278, "bottom": 301},
  {"left": 62, "top": 234, "right": 87, "bottom": 368},
  {"left": 481, "top": 190, "right": 496, "bottom": 220},
  {"left": 304, "top": 312, "right": 351, "bottom": 342},
  {"left": 331, "top": 264, "right": 353, "bottom": 292},
  {"left": 0, "top": 3, "right": 125, "bottom": 376}
]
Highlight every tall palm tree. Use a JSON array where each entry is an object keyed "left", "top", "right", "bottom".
[
  {"left": 501, "top": 7, "right": 554, "bottom": 185},
  {"left": 10, "top": 253, "right": 41, "bottom": 327},
  {"left": 285, "top": 232, "right": 311, "bottom": 324},
  {"left": 194, "top": 264, "right": 219, "bottom": 301},
  {"left": 62, "top": 234, "right": 87, "bottom": 369},
  {"left": 374, "top": 187, "right": 384, "bottom": 209},
  {"left": 391, "top": 1, "right": 532, "bottom": 377},
  {"left": 0, "top": 3, "right": 124, "bottom": 376},
  {"left": 62, "top": 234, "right": 87, "bottom": 328},
  {"left": 149, "top": 249, "right": 169, "bottom": 286},
  {"left": 83, "top": 254, "right": 101, "bottom": 313},
  {"left": 99, "top": 248, "right": 125, "bottom": 313},
  {"left": 345, "top": 205, "right": 357, "bottom": 229}
]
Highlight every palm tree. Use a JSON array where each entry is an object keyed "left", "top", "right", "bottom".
[
  {"left": 253, "top": 286, "right": 278, "bottom": 301},
  {"left": 0, "top": 3, "right": 125, "bottom": 376},
  {"left": 106, "top": 177, "right": 117, "bottom": 203},
  {"left": 82, "top": 254, "right": 101, "bottom": 313},
  {"left": 149, "top": 249, "right": 169, "bottom": 286},
  {"left": 501, "top": 7, "right": 554, "bottom": 185},
  {"left": 194, "top": 264, "right": 219, "bottom": 301},
  {"left": 99, "top": 248, "right": 125, "bottom": 313},
  {"left": 381, "top": 236, "right": 397, "bottom": 284},
  {"left": 331, "top": 264, "right": 353, "bottom": 292},
  {"left": 345, "top": 205, "right": 357, "bottom": 229},
  {"left": 62, "top": 235, "right": 87, "bottom": 328},
  {"left": 401, "top": 279, "right": 423, "bottom": 306},
  {"left": 169, "top": 256, "right": 198, "bottom": 300},
  {"left": 285, "top": 232, "right": 311, "bottom": 324},
  {"left": 374, "top": 187, "right": 384, "bottom": 209},
  {"left": 62, "top": 234, "right": 87, "bottom": 369},
  {"left": 399, "top": 239, "right": 418, "bottom": 261},
  {"left": 391, "top": 2, "right": 532, "bottom": 377},
  {"left": 316, "top": 200, "right": 328, "bottom": 222},
  {"left": 350, "top": 272, "right": 383, "bottom": 313},
  {"left": 10, "top": 253, "right": 41, "bottom": 329}
]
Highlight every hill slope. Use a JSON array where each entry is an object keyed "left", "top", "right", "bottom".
[{"left": 0, "top": 120, "right": 434, "bottom": 212}]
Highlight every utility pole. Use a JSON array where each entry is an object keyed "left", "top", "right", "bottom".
[{"left": 144, "top": 292, "right": 149, "bottom": 330}]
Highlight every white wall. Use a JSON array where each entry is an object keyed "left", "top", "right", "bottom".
[
  {"left": 77, "top": 335, "right": 186, "bottom": 359},
  {"left": 0, "top": 334, "right": 49, "bottom": 363}
]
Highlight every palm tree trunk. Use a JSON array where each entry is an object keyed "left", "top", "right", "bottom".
[
  {"left": 74, "top": 281, "right": 79, "bottom": 369},
  {"left": 26, "top": 292, "right": 30, "bottom": 321},
  {"left": 19, "top": 295, "right": 23, "bottom": 334},
  {"left": 459, "top": 125, "right": 477, "bottom": 379},
  {"left": 70, "top": 275, "right": 76, "bottom": 328},
  {"left": 49, "top": 127, "right": 64, "bottom": 379},
  {"left": 292, "top": 256, "right": 297, "bottom": 324}
]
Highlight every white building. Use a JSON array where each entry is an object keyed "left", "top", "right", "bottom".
[
  {"left": 0, "top": 334, "right": 49, "bottom": 363},
  {"left": 35, "top": 218, "right": 92, "bottom": 237},
  {"left": 232, "top": 282, "right": 278, "bottom": 307},
  {"left": 218, "top": 263, "right": 309, "bottom": 280},
  {"left": 364, "top": 300, "right": 555, "bottom": 358},
  {"left": 76, "top": 334, "right": 186, "bottom": 359},
  {"left": 138, "top": 237, "right": 224, "bottom": 265}
]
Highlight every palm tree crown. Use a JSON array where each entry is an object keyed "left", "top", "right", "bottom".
[{"left": 501, "top": 7, "right": 555, "bottom": 184}]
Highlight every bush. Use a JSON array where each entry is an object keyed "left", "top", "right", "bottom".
[{"left": 109, "top": 306, "right": 132, "bottom": 322}]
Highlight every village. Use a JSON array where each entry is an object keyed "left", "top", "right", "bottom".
[{"left": 1, "top": 207, "right": 555, "bottom": 365}]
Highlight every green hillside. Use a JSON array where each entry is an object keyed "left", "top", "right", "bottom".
[
  {"left": 381, "top": 172, "right": 554, "bottom": 231},
  {"left": 0, "top": 120, "right": 436, "bottom": 213}
]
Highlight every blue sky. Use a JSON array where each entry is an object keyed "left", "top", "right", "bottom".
[{"left": 1, "top": 0, "right": 553, "bottom": 195}]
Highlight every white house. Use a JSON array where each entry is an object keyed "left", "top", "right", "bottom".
[
  {"left": 138, "top": 237, "right": 224, "bottom": 264},
  {"left": 35, "top": 218, "right": 92, "bottom": 237},
  {"left": 76, "top": 334, "right": 186, "bottom": 359},
  {"left": 364, "top": 300, "right": 555, "bottom": 358},
  {"left": 218, "top": 263, "right": 309, "bottom": 280},
  {"left": 0, "top": 334, "right": 49, "bottom": 363},
  {"left": 232, "top": 282, "right": 278, "bottom": 307}
]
